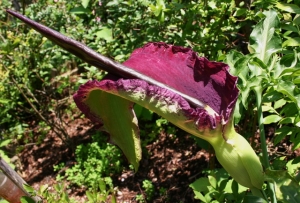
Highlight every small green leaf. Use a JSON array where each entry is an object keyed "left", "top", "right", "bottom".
[
  {"left": 86, "top": 191, "right": 93, "bottom": 201},
  {"left": 262, "top": 90, "right": 283, "bottom": 103},
  {"left": 0, "top": 98, "right": 10, "bottom": 104},
  {"left": 281, "top": 23, "right": 298, "bottom": 32},
  {"left": 283, "top": 37, "right": 300, "bottom": 47},
  {"left": 274, "top": 126, "right": 293, "bottom": 145},
  {"left": 96, "top": 27, "right": 113, "bottom": 42},
  {"left": 81, "top": 0, "right": 90, "bottom": 8},
  {"left": 279, "top": 117, "right": 294, "bottom": 124},
  {"left": 70, "top": 6, "right": 90, "bottom": 14},
  {"left": 208, "top": 175, "right": 217, "bottom": 189},
  {"left": 276, "top": 80, "right": 300, "bottom": 109},
  {"left": 242, "top": 195, "right": 267, "bottom": 203},
  {"left": 23, "top": 184, "right": 35, "bottom": 193},
  {"left": 279, "top": 51, "right": 298, "bottom": 67},
  {"left": 274, "top": 99, "right": 287, "bottom": 109},
  {"left": 20, "top": 196, "right": 35, "bottom": 203},
  {"left": 234, "top": 8, "right": 247, "bottom": 17},
  {"left": 276, "top": 2, "right": 300, "bottom": 14},
  {"left": 99, "top": 179, "right": 106, "bottom": 192},
  {"left": 261, "top": 105, "right": 277, "bottom": 113},
  {"left": 193, "top": 191, "right": 207, "bottom": 202},
  {"left": 265, "top": 169, "right": 300, "bottom": 203},
  {"left": 293, "top": 14, "right": 300, "bottom": 25},
  {"left": 263, "top": 115, "right": 282, "bottom": 124},
  {"left": 189, "top": 178, "right": 210, "bottom": 192},
  {"left": 0, "top": 139, "right": 11, "bottom": 147}
]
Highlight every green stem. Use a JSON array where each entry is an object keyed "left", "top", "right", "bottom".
[{"left": 254, "top": 88, "right": 277, "bottom": 203}]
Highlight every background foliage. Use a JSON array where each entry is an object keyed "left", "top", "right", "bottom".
[{"left": 1, "top": 0, "right": 300, "bottom": 202}]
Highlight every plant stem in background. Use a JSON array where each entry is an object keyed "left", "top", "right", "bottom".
[{"left": 254, "top": 87, "right": 277, "bottom": 203}]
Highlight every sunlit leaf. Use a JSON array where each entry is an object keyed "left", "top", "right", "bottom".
[
  {"left": 265, "top": 168, "right": 300, "bottom": 203},
  {"left": 274, "top": 99, "right": 287, "bottom": 109},
  {"left": 70, "top": 6, "right": 90, "bottom": 14},
  {"left": 96, "top": 27, "right": 113, "bottom": 42},
  {"left": 20, "top": 197, "right": 35, "bottom": 203},
  {"left": 283, "top": 37, "right": 300, "bottom": 47},
  {"left": 249, "top": 10, "right": 281, "bottom": 64},
  {"left": 276, "top": 2, "right": 300, "bottom": 14},
  {"left": 274, "top": 126, "right": 293, "bottom": 145},
  {"left": 81, "top": 0, "right": 90, "bottom": 8},
  {"left": 276, "top": 80, "right": 300, "bottom": 109},
  {"left": 263, "top": 115, "right": 282, "bottom": 124}
]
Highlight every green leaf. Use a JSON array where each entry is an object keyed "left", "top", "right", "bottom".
[
  {"left": 225, "top": 50, "right": 244, "bottom": 76},
  {"left": 0, "top": 139, "right": 11, "bottom": 147},
  {"left": 243, "top": 195, "right": 267, "bottom": 203},
  {"left": 0, "top": 98, "right": 10, "bottom": 104},
  {"left": 293, "top": 14, "right": 300, "bottom": 25},
  {"left": 265, "top": 169, "right": 300, "bottom": 203},
  {"left": 291, "top": 131, "right": 300, "bottom": 149},
  {"left": 86, "top": 191, "right": 93, "bottom": 201},
  {"left": 283, "top": 37, "right": 300, "bottom": 47},
  {"left": 279, "top": 51, "right": 298, "bottom": 67},
  {"left": 262, "top": 90, "right": 283, "bottom": 103},
  {"left": 189, "top": 177, "right": 210, "bottom": 192},
  {"left": 263, "top": 114, "right": 282, "bottom": 124},
  {"left": 261, "top": 105, "right": 278, "bottom": 114},
  {"left": 23, "top": 184, "right": 35, "bottom": 193},
  {"left": 279, "top": 117, "right": 294, "bottom": 124},
  {"left": 274, "top": 99, "right": 287, "bottom": 109},
  {"left": 20, "top": 197, "right": 35, "bottom": 203},
  {"left": 70, "top": 6, "right": 90, "bottom": 14},
  {"left": 81, "top": 0, "right": 90, "bottom": 8},
  {"left": 249, "top": 10, "right": 281, "bottom": 64},
  {"left": 208, "top": 175, "right": 217, "bottom": 189},
  {"left": 96, "top": 27, "right": 113, "bottom": 42},
  {"left": 99, "top": 178, "right": 106, "bottom": 192},
  {"left": 234, "top": 8, "right": 247, "bottom": 17},
  {"left": 281, "top": 23, "right": 298, "bottom": 32},
  {"left": 193, "top": 191, "right": 207, "bottom": 202},
  {"left": 274, "top": 126, "right": 293, "bottom": 145},
  {"left": 276, "top": 80, "right": 300, "bottom": 109},
  {"left": 276, "top": 2, "right": 300, "bottom": 14}
]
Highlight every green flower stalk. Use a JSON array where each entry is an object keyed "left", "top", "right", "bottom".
[{"left": 7, "top": 10, "right": 265, "bottom": 193}]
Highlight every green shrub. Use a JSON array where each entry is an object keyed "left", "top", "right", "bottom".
[{"left": 57, "top": 132, "right": 123, "bottom": 189}]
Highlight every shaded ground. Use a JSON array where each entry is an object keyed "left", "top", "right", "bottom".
[{"left": 14, "top": 114, "right": 212, "bottom": 202}]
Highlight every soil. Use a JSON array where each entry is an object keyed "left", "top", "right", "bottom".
[{"left": 11, "top": 111, "right": 298, "bottom": 203}]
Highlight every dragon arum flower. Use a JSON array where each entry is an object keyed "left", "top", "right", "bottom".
[
  {"left": 74, "top": 42, "right": 264, "bottom": 190},
  {"left": 6, "top": 9, "right": 262, "bottom": 191}
]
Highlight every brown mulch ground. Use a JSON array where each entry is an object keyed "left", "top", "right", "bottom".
[{"left": 13, "top": 114, "right": 213, "bottom": 203}]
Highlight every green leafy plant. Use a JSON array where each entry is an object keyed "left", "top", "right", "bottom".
[
  {"left": 189, "top": 169, "right": 251, "bottom": 203},
  {"left": 21, "top": 183, "right": 76, "bottom": 203},
  {"left": 141, "top": 179, "right": 155, "bottom": 201},
  {"left": 58, "top": 132, "right": 123, "bottom": 188},
  {"left": 136, "top": 179, "right": 155, "bottom": 202},
  {"left": 86, "top": 177, "right": 117, "bottom": 203},
  {"left": 224, "top": 9, "right": 300, "bottom": 203}
]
